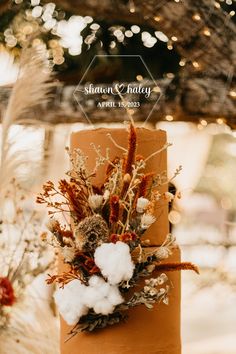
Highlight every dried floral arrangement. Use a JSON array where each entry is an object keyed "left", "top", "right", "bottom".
[
  {"left": 0, "top": 179, "right": 54, "bottom": 330},
  {"left": 37, "top": 123, "right": 198, "bottom": 340}
]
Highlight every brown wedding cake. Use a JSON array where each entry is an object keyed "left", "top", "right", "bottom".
[{"left": 59, "top": 127, "right": 181, "bottom": 354}]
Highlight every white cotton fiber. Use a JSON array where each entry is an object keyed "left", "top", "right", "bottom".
[
  {"left": 54, "top": 279, "right": 88, "bottom": 325},
  {"left": 84, "top": 275, "right": 123, "bottom": 315},
  {"left": 54, "top": 276, "right": 124, "bottom": 324},
  {"left": 94, "top": 241, "right": 135, "bottom": 285}
]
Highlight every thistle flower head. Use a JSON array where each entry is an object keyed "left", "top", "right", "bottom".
[{"left": 75, "top": 215, "right": 109, "bottom": 252}]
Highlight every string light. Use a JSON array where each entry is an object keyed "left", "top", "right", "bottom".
[
  {"left": 229, "top": 11, "right": 235, "bottom": 17},
  {"left": 197, "top": 124, "right": 204, "bottom": 130},
  {"left": 192, "top": 61, "right": 200, "bottom": 69},
  {"left": 153, "top": 16, "right": 162, "bottom": 22},
  {"left": 166, "top": 72, "right": 175, "bottom": 79},
  {"left": 179, "top": 59, "right": 186, "bottom": 66},
  {"left": 200, "top": 119, "right": 208, "bottom": 126},
  {"left": 136, "top": 74, "right": 143, "bottom": 81},
  {"left": 167, "top": 42, "right": 173, "bottom": 50},
  {"left": 216, "top": 118, "right": 226, "bottom": 125},
  {"left": 203, "top": 28, "right": 211, "bottom": 36},
  {"left": 165, "top": 115, "right": 174, "bottom": 121},
  {"left": 229, "top": 90, "right": 236, "bottom": 98},
  {"left": 171, "top": 36, "right": 178, "bottom": 42},
  {"left": 129, "top": 0, "right": 135, "bottom": 13},
  {"left": 153, "top": 86, "right": 161, "bottom": 93},
  {"left": 192, "top": 13, "right": 201, "bottom": 21},
  {"left": 214, "top": 2, "right": 221, "bottom": 8}
]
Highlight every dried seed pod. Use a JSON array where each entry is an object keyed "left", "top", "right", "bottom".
[{"left": 75, "top": 215, "right": 109, "bottom": 252}]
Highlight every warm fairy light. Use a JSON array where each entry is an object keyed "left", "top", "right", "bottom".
[
  {"left": 216, "top": 118, "right": 225, "bottom": 124},
  {"left": 179, "top": 59, "right": 186, "bottom": 66},
  {"left": 229, "top": 10, "right": 235, "bottom": 17},
  {"left": 125, "top": 30, "right": 133, "bottom": 38},
  {"left": 229, "top": 90, "right": 236, "bottom": 98},
  {"left": 153, "top": 86, "right": 161, "bottom": 93},
  {"left": 171, "top": 36, "right": 178, "bottom": 42},
  {"left": 154, "top": 16, "right": 161, "bottom": 22},
  {"left": 200, "top": 119, "right": 208, "bottom": 126},
  {"left": 214, "top": 1, "right": 221, "bottom": 8},
  {"left": 128, "top": 109, "right": 135, "bottom": 115},
  {"left": 203, "top": 28, "right": 211, "bottom": 36},
  {"left": 192, "top": 61, "right": 200, "bottom": 69},
  {"left": 167, "top": 43, "right": 173, "bottom": 50},
  {"left": 197, "top": 124, "right": 204, "bottom": 130},
  {"left": 131, "top": 25, "right": 140, "bottom": 34},
  {"left": 136, "top": 75, "right": 143, "bottom": 81},
  {"left": 165, "top": 115, "right": 174, "bottom": 121},
  {"left": 129, "top": 0, "right": 135, "bottom": 13},
  {"left": 174, "top": 0, "right": 180, "bottom": 2},
  {"left": 166, "top": 72, "right": 175, "bottom": 79},
  {"left": 192, "top": 13, "right": 201, "bottom": 21}
]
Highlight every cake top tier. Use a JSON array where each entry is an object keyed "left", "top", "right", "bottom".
[{"left": 71, "top": 126, "right": 169, "bottom": 245}]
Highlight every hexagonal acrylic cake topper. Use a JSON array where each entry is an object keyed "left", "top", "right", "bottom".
[{"left": 73, "top": 55, "right": 162, "bottom": 126}]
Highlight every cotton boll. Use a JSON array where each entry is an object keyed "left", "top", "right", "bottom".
[
  {"left": 107, "top": 285, "right": 124, "bottom": 306},
  {"left": 88, "top": 275, "right": 104, "bottom": 288},
  {"left": 84, "top": 287, "right": 100, "bottom": 308},
  {"left": 84, "top": 275, "right": 123, "bottom": 314},
  {"left": 54, "top": 280, "right": 88, "bottom": 325},
  {"left": 54, "top": 276, "right": 124, "bottom": 323},
  {"left": 94, "top": 300, "right": 114, "bottom": 315},
  {"left": 94, "top": 241, "right": 135, "bottom": 285}
]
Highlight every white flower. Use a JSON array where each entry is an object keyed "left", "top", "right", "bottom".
[
  {"left": 164, "top": 192, "right": 174, "bottom": 202},
  {"left": 54, "top": 279, "right": 88, "bottom": 325},
  {"left": 155, "top": 246, "right": 170, "bottom": 260},
  {"left": 136, "top": 197, "right": 149, "bottom": 213},
  {"left": 157, "top": 273, "right": 168, "bottom": 285},
  {"left": 103, "top": 190, "right": 110, "bottom": 201},
  {"left": 141, "top": 213, "right": 156, "bottom": 229},
  {"left": 61, "top": 246, "right": 76, "bottom": 262},
  {"left": 88, "top": 194, "right": 103, "bottom": 210},
  {"left": 94, "top": 241, "right": 135, "bottom": 285}
]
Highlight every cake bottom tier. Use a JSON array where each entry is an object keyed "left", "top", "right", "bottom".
[{"left": 60, "top": 247, "right": 181, "bottom": 354}]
